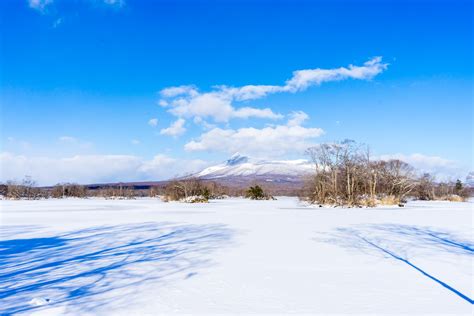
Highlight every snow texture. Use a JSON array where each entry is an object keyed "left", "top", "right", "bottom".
[{"left": 0, "top": 198, "right": 472, "bottom": 315}]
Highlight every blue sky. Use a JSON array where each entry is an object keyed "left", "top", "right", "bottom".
[{"left": 0, "top": 0, "right": 472, "bottom": 185}]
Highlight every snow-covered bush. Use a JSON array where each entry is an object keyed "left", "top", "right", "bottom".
[
  {"left": 180, "top": 195, "right": 209, "bottom": 203},
  {"left": 163, "top": 178, "right": 230, "bottom": 202},
  {"left": 443, "top": 194, "right": 464, "bottom": 202}
]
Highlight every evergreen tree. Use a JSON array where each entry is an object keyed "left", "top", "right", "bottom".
[
  {"left": 246, "top": 185, "right": 265, "bottom": 200},
  {"left": 455, "top": 179, "right": 463, "bottom": 193},
  {"left": 202, "top": 187, "right": 211, "bottom": 200}
]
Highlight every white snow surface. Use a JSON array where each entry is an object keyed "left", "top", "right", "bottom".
[
  {"left": 195, "top": 153, "right": 313, "bottom": 179},
  {"left": 0, "top": 197, "right": 473, "bottom": 315}
]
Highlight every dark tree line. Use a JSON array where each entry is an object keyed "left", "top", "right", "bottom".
[
  {"left": 413, "top": 175, "right": 469, "bottom": 202},
  {"left": 0, "top": 177, "right": 247, "bottom": 202},
  {"left": 1, "top": 178, "right": 151, "bottom": 200}
]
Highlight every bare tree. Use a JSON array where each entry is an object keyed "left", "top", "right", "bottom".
[
  {"left": 304, "top": 141, "right": 421, "bottom": 206},
  {"left": 52, "top": 183, "right": 88, "bottom": 198}
]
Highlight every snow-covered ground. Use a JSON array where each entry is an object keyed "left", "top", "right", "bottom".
[{"left": 0, "top": 197, "right": 472, "bottom": 315}]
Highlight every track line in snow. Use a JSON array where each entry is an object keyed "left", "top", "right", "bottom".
[{"left": 358, "top": 236, "right": 473, "bottom": 304}]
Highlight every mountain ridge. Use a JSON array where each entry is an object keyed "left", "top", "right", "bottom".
[{"left": 193, "top": 153, "right": 313, "bottom": 183}]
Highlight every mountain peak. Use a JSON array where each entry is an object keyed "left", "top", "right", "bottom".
[
  {"left": 194, "top": 154, "right": 313, "bottom": 181},
  {"left": 226, "top": 153, "right": 249, "bottom": 166}
]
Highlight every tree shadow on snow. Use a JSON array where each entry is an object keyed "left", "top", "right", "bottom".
[
  {"left": 0, "top": 222, "right": 233, "bottom": 315},
  {"left": 317, "top": 224, "right": 473, "bottom": 304}
]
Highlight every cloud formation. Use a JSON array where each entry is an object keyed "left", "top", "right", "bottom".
[
  {"left": 284, "top": 57, "right": 387, "bottom": 92},
  {"left": 158, "top": 57, "right": 387, "bottom": 123},
  {"left": 378, "top": 153, "right": 465, "bottom": 180},
  {"left": 159, "top": 89, "right": 282, "bottom": 123},
  {"left": 0, "top": 152, "right": 208, "bottom": 186},
  {"left": 184, "top": 112, "right": 323, "bottom": 157},
  {"left": 28, "top": 0, "right": 125, "bottom": 13},
  {"left": 28, "top": 0, "right": 53, "bottom": 12},
  {"left": 160, "top": 118, "right": 186, "bottom": 137},
  {"left": 102, "top": 0, "right": 125, "bottom": 7},
  {"left": 287, "top": 111, "right": 310, "bottom": 127}
]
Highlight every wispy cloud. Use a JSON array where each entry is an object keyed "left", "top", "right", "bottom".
[
  {"left": 102, "top": 0, "right": 125, "bottom": 8},
  {"left": 284, "top": 56, "right": 387, "bottom": 92},
  {"left": 27, "top": 0, "right": 125, "bottom": 13},
  {"left": 59, "top": 136, "right": 77, "bottom": 143},
  {"left": 158, "top": 57, "right": 387, "bottom": 124},
  {"left": 28, "top": 0, "right": 53, "bottom": 13},
  {"left": 52, "top": 17, "right": 63, "bottom": 28},
  {"left": 148, "top": 118, "right": 158, "bottom": 127}
]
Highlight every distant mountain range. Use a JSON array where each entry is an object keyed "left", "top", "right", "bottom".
[
  {"left": 81, "top": 153, "right": 473, "bottom": 192},
  {"left": 79, "top": 154, "right": 313, "bottom": 194},
  {"left": 193, "top": 153, "right": 313, "bottom": 183}
]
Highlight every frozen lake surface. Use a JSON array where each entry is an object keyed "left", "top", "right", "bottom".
[{"left": 1, "top": 197, "right": 472, "bottom": 315}]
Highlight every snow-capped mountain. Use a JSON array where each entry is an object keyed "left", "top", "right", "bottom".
[
  {"left": 465, "top": 171, "right": 474, "bottom": 187},
  {"left": 194, "top": 153, "right": 313, "bottom": 183}
]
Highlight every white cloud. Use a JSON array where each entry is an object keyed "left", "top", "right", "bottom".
[
  {"left": 103, "top": 0, "right": 125, "bottom": 7},
  {"left": 59, "top": 136, "right": 77, "bottom": 143},
  {"left": 284, "top": 57, "right": 387, "bottom": 92},
  {"left": 232, "top": 107, "right": 283, "bottom": 120},
  {"left": 184, "top": 115, "right": 324, "bottom": 157},
  {"left": 193, "top": 117, "right": 216, "bottom": 130},
  {"left": 287, "top": 111, "right": 309, "bottom": 127},
  {"left": 214, "top": 57, "right": 386, "bottom": 99},
  {"left": 28, "top": 0, "right": 125, "bottom": 13},
  {"left": 148, "top": 118, "right": 158, "bottom": 127},
  {"left": 218, "top": 85, "right": 283, "bottom": 101},
  {"left": 160, "top": 85, "right": 199, "bottom": 98},
  {"left": 378, "top": 153, "right": 465, "bottom": 180},
  {"left": 168, "top": 93, "right": 235, "bottom": 122},
  {"left": 160, "top": 118, "right": 186, "bottom": 137},
  {"left": 28, "top": 0, "right": 53, "bottom": 12},
  {"left": 0, "top": 152, "right": 209, "bottom": 186},
  {"left": 158, "top": 57, "right": 387, "bottom": 124},
  {"left": 52, "top": 17, "right": 63, "bottom": 28},
  {"left": 131, "top": 139, "right": 140, "bottom": 145},
  {"left": 158, "top": 100, "right": 169, "bottom": 107},
  {"left": 162, "top": 91, "right": 283, "bottom": 123}
]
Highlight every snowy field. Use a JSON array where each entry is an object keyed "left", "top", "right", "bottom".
[{"left": 0, "top": 197, "right": 472, "bottom": 315}]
